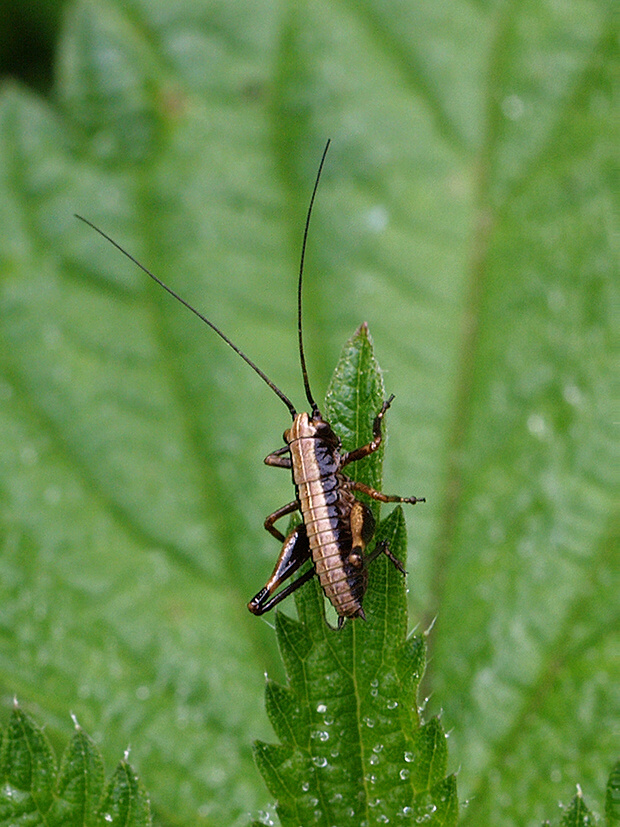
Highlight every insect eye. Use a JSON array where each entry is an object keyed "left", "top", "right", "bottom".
[{"left": 315, "top": 421, "right": 334, "bottom": 439}]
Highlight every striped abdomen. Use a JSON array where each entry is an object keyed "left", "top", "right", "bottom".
[{"left": 287, "top": 412, "right": 372, "bottom": 618}]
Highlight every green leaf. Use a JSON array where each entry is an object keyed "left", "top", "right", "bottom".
[
  {"left": 324, "top": 322, "right": 388, "bottom": 505},
  {"left": 253, "top": 330, "right": 457, "bottom": 825},
  {"left": 0, "top": 0, "right": 615, "bottom": 824},
  {"left": 606, "top": 760, "right": 620, "bottom": 826},
  {"left": 553, "top": 787, "right": 599, "bottom": 827},
  {"left": 0, "top": 703, "right": 57, "bottom": 819},
  {"left": 97, "top": 760, "right": 152, "bottom": 827},
  {"left": 0, "top": 705, "right": 151, "bottom": 826},
  {"left": 558, "top": 789, "right": 594, "bottom": 827}
]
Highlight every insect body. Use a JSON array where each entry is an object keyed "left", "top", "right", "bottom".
[{"left": 77, "top": 140, "right": 424, "bottom": 627}]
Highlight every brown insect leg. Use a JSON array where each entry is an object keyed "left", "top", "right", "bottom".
[
  {"left": 351, "top": 479, "right": 425, "bottom": 506},
  {"left": 341, "top": 394, "right": 395, "bottom": 466},
  {"left": 248, "top": 524, "right": 314, "bottom": 615},
  {"left": 364, "top": 539, "right": 406, "bottom": 575},
  {"left": 264, "top": 444, "right": 292, "bottom": 468},
  {"left": 264, "top": 500, "right": 300, "bottom": 542},
  {"left": 337, "top": 607, "right": 366, "bottom": 630},
  {"left": 249, "top": 566, "right": 316, "bottom": 616},
  {"left": 342, "top": 394, "right": 424, "bottom": 504}
]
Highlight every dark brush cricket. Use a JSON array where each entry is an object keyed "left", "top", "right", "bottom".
[{"left": 76, "top": 140, "right": 424, "bottom": 627}]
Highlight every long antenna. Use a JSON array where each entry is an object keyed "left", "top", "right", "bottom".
[
  {"left": 74, "top": 214, "right": 298, "bottom": 419},
  {"left": 298, "top": 139, "right": 330, "bottom": 418}
]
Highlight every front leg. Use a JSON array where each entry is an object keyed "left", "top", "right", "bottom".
[
  {"left": 264, "top": 500, "right": 300, "bottom": 542},
  {"left": 352, "top": 480, "right": 425, "bottom": 506},
  {"left": 248, "top": 524, "right": 313, "bottom": 616},
  {"left": 264, "top": 444, "right": 292, "bottom": 468},
  {"left": 341, "top": 394, "right": 395, "bottom": 466},
  {"left": 363, "top": 539, "right": 406, "bottom": 575}
]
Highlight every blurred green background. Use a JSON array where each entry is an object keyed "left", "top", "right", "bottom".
[{"left": 0, "top": 1, "right": 616, "bottom": 825}]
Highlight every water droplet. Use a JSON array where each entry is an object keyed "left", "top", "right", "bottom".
[
  {"left": 317, "top": 703, "right": 327, "bottom": 714},
  {"left": 366, "top": 205, "right": 389, "bottom": 232},
  {"left": 501, "top": 94, "right": 525, "bottom": 120},
  {"left": 312, "top": 756, "right": 328, "bottom": 768},
  {"left": 527, "top": 413, "right": 547, "bottom": 437},
  {"left": 372, "top": 743, "right": 384, "bottom": 753},
  {"left": 400, "top": 768, "right": 410, "bottom": 780},
  {"left": 20, "top": 445, "right": 39, "bottom": 466},
  {"left": 386, "top": 699, "right": 398, "bottom": 709},
  {"left": 404, "top": 751, "right": 415, "bottom": 762},
  {"left": 363, "top": 716, "right": 375, "bottom": 728},
  {"left": 369, "top": 754, "right": 380, "bottom": 765},
  {"left": 377, "top": 816, "right": 390, "bottom": 824},
  {"left": 302, "top": 781, "right": 310, "bottom": 792},
  {"left": 563, "top": 383, "right": 582, "bottom": 406}
]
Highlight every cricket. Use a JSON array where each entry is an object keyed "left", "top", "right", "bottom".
[{"left": 76, "top": 140, "right": 424, "bottom": 627}]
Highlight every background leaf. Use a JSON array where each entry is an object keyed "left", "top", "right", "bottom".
[
  {"left": 0, "top": 0, "right": 616, "bottom": 825},
  {"left": 0, "top": 705, "right": 151, "bottom": 826}
]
